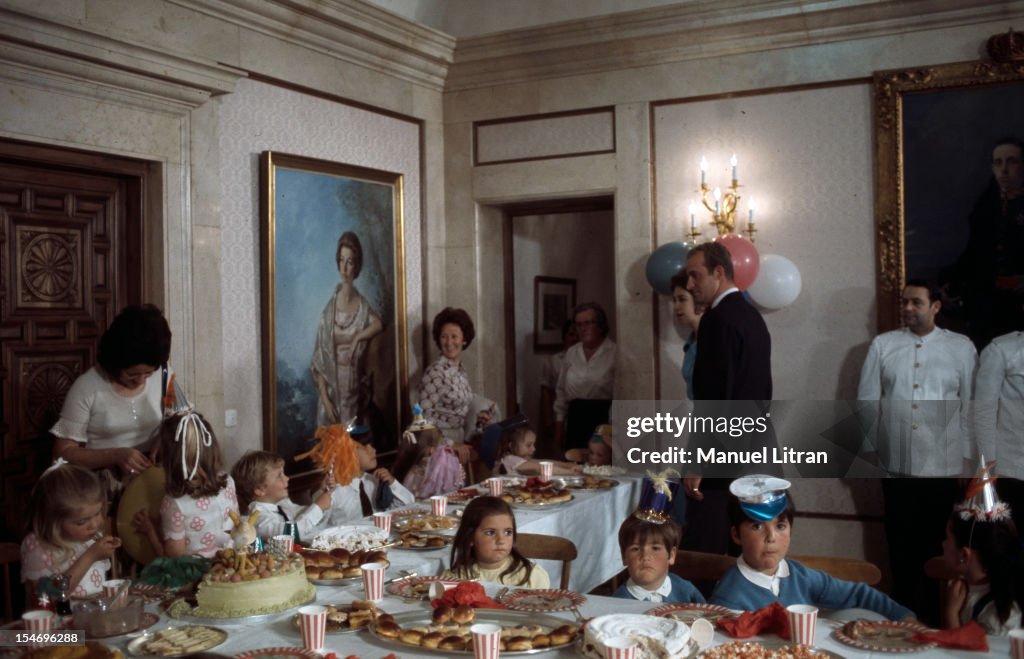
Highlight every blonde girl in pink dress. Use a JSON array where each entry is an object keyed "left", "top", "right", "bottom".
[{"left": 21, "top": 460, "right": 122, "bottom": 601}]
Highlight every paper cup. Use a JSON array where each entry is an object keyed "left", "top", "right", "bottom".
[
  {"left": 361, "top": 561, "right": 387, "bottom": 602},
  {"left": 22, "top": 610, "right": 54, "bottom": 635},
  {"left": 431, "top": 495, "right": 448, "bottom": 517},
  {"left": 373, "top": 511, "right": 392, "bottom": 534},
  {"left": 471, "top": 622, "right": 503, "bottom": 659},
  {"left": 101, "top": 579, "right": 130, "bottom": 605},
  {"left": 603, "top": 636, "right": 638, "bottom": 659},
  {"left": 298, "top": 604, "right": 328, "bottom": 652},
  {"left": 1010, "top": 629, "right": 1024, "bottom": 659},
  {"left": 786, "top": 604, "right": 818, "bottom": 646},
  {"left": 486, "top": 478, "right": 503, "bottom": 496},
  {"left": 539, "top": 461, "right": 554, "bottom": 481},
  {"left": 270, "top": 534, "right": 295, "bottom": 553},
  {"left": 429, "top": 581, "right": 458, "bottom": 599},
  {"left": 690, "top": 618, "right": 715, "bottom": 649}
]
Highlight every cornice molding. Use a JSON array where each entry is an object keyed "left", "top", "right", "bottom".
[
  {"left": 170, "top": 0, "right": 455, "bottom": 91},
  {"left": 447, "top": 0, "right": 1024, "bottom": 91},
  {"left": 0, "top": 7, "right": 245, "bottom": 111}
]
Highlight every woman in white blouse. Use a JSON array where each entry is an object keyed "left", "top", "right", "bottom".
[{"left": 554, "top": 302, "right": 616, "bottom": 452}]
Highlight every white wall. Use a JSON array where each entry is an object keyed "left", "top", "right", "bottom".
[{"left": 512, "top": 211, "right": 616, "bottom": 433}]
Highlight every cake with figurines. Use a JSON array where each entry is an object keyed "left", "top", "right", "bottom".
[{"left": 580, "top": 614, "right": 692, "bottom": 659}]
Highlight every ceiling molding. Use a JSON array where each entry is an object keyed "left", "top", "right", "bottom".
[
  {"left": 446, "top": 0, "right": 1024, "bottom": 91},
  {"left": 171, "top": 0, "right": 455, "bottom": 92},
  {"left": 0, "top": 7, "right": 245, "bottom": 111}
]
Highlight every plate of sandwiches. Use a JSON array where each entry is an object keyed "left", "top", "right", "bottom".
[
  {"left": 290, "top": 599, "right": 383, "bottom": 634},
  {"left": 370, "top": 606, "right": 579, "bottom": 654},
  {"left": 392, "top": 530, "right": 452, "bottom": 551},
  {"left": 125, "top": 625, "right": 227, "bottom": 657}
]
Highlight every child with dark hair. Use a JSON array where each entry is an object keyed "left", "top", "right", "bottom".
[
  {"left": 231, "top": 450, "right": 334, "bottom": 541},
  {"left": 941, "top": 465, "right": 1024, "bottom": 634},
  {"left": 443, "top": 496, "right": 549, "bottom": 588},
  {"left": 21, "top": 460, "right": 121, "bottom": 600},
  {"left": 710, "top": 476, "right": 912, "bottom": 620},
  {"left": 613, "top": 513, "right": 704, "bottom": 603},
  {"left": 494, "top": 425, "right": 581, "bottom": 476}
]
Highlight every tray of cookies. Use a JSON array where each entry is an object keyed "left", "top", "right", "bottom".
[
  {"left": 300, "top": 547, "right": 389, "bottom": 585},
  {"left": 370, "top": 605, "right": 578, "bottom": 654}
]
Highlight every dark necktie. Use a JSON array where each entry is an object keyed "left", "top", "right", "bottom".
[
  {"left": 375, "top": 480, "right": 394, "bottom": 511},
  {"left": 359, "top": 480, "right": 373, "bottom": 517},
  {"left": 277, "top": 505, "right": 290, "bottom": 521}
]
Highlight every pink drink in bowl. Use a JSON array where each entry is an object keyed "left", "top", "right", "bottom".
[
  {"left": 373, "top": 511, "right": 392, "bottom": 534},
  {"left": 786, "top": 604, "right": 818, "bottom": 646},
  {"left": 471, "top": 622, "right": 503, "bottom": 659},
  {"left": 431, "top": 495, "right": 448, "bottom": 517},
  {"left": 298, "top": 605, "right": 328, "bottom": 652},
  {"left": 539, "top": 461, "right": 554, "bottom": 481},
  {"left": 603, "top": 636, "right": 638, "bottom": 659},
  {"left": 361, "top": 561, "right": 387, "bottom": 602},
  {"left": 486, "top": 478, "right": 503, "bottom": 496}
]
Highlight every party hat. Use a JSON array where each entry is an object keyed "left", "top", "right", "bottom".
[
  {"left": 956, "top": 455, "right": 1011, "bottom": 522},
  {"left": 730, "top": 475, "right": 791, "bottom": 522},
  {"left": 635, "top": 469, "right": 681, "bottom": 523}
]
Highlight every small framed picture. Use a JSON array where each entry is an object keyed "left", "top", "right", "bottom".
[{"left": 534, "top": 276, "right": 576, "bottom": 351}]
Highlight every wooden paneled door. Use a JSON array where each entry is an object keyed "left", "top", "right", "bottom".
[{"left": 0, "top": 140, "right": 150, "bottom": 540}]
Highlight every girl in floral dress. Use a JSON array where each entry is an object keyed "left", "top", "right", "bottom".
[
  {"left": 21, "top": 460, "right": 121, "bottom": 600},
  {"left": 139, "top": 412, "right": 237, "bottom": 557}
]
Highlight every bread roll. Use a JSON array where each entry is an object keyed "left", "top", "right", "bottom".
[
  {"left": 366, "top": 550, "right": 387, "bottom": 563},
  {"left": 400, "top": 629, "right": 424, "bottom": 645},
  {"left": 351, "top": 600, "right": 376, "bottom": 611},
  {"left": 375, "top": 620, "right": 401, "bottom": 638},
  {"left": 532, "top": 632, "right": 551, "bottom": 648},
  {"left": 451, "top": 605, "right": 474, "bottom": 624},
  {"left": 421, "top": 631, "right": 445, "bottom": 648},
  {"left": 304, "top": 566, "right": 321, "bottom": 579},
  {"left": 342, "top": 566, "right": 363, "bottom": 578},
  {"left": 550, "top": 624, "right": 576, "bottom": 645},
  {"left": 439, "top": 635, "right": 467, "bottom": 651},
  {"left": 348, "top": 610, "right": 373, "bottom": 628},
  {"left": 320, "top": 568, "right": 344, "bottom": 579},
  {"left": 432, "top": 605, "right": 452, "bottom": 624},
  {"left": 506, "top": 636, "right": 533, "bottom": 651},
  {"left": 329, "top": 547, "right": 351, "bottom": 563}
]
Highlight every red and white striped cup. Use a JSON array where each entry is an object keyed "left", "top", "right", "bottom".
[
  {"left": 298, "top": 605, "right": 328, "bottom": 652},
  {"left": 22, "top": 610, "right": 54, "bottom": 635},
  {"left": 786, "top": 604, "right": 818, "bottom": 646},
  {"left": 361, "top": 561, "right": 387, "bottom": 602},
  {"left": 270, "top": 534, "right": 294, "bottom": 553},
  {"left": 102, "top": 579, "right": 130, "bottom": 606},
  {"left": 471, "top": 622, "right": 503, "bottom": 659},
  {"left": 603, "top": 636, "right": 638, "bottom": 659},
  {"left": 373, "top": 511, "right": 392, "bottom": 534},
  {"left": 539, "top": 461, "right": 554, "bottom": 481},
  {"left": 430, "top": 495, "right": 448, "bottom": 517},
  {"left": 486, "top": 477, "right": 503, "bottom": 497},
  {"left": 1010, "top": 629, "right": 1024, "bottom": 659}
]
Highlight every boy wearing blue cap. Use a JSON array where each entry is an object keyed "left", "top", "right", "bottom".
[
  {"left": 710, "top": 476, "right": 913, "bottom": 620},
  {"left": 613, "top": 474, "right": 704, "bottom": 603}
]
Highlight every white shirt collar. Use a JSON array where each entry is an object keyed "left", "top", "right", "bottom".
[
  {"left": 907, "top": 326, "right": 939, "bottom": 343},
  {"left": 624, "top": 576, "right": 673, "bottom": 602},
  {"left": 712, "top": 287, "right": 739, "bottom": 309},
  {"left": 736, "top": 555, "right": 790, "bottom": 596}
]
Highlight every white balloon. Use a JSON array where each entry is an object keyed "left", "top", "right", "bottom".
[{"left": 747, "top": 254, "right": 802, "bottom": 309}]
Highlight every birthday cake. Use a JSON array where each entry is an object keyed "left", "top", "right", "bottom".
[
  {"left": 580, "top": 614, "right": 692, "bottom": 659},
  {"left": 177, "top": 550, "right": 314, "bottom": 618}
]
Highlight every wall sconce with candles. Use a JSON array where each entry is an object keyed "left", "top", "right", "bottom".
[{"left": 689, "top": 154, "right": 757, "bottom": 243}]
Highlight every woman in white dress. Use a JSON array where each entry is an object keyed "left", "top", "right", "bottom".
[{"left": 311, "top": 231, "right": 384, "bottom": 425}]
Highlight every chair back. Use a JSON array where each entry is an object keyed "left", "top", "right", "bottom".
[
  {"left": 790, "top": 554, "right": 882, "bottom": 585},
  {"left": 671, "top": 550, "right": 737, "bottom": 583},
  {"left": 515, "top": 533, "right": 578, "bottom": 589},
  {"left": 0, "top": 541, "right": 19, "bottom": 622}
]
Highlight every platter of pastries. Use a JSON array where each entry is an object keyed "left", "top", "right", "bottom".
[
  {"left": 300, "top": 547, "right": 389, "bottom": 584},
  {"left": 500, "top": 481, "right": 574, "bottom": 508},
  {"left": 393, "top": 530, "right": 452, "bottom": 550},
  {"left": 125, "top": 625, "right": 227, "bottom": 657},
  {"left": 290, "top": 599, "right": 383, "bottom": 633},
  {"left": 834, "top": 620, "right": 937, "bottom": 653},
  {"left": 701, "top": 641, "right": 842, "bottom": 658},
  {"left": 386, "top": 576, "right": 460, "bottom": 601},
  {"left": 392, "top": 513, "right": 459, "bottom": 534},
  {"left": 370, "top": 607, "right": 578, "bottom": 654}
]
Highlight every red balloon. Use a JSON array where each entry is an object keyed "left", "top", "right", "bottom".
[{"left": 714, "top": 234, "right": 760, "bottom": 290}]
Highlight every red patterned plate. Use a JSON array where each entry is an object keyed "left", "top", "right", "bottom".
[
  {"left": 234, "top": 648, "right": 319, "bottom": 658},
  {"left": 833, "top": 619, "right": 938, "bottom": 653},
  {"left": 646, "top": 602, "right": 737, "bottom": 623},
  {"left": 499, "top": 588, "right": 586, "bottom": 612},
  {"left": 386, "top": 575, "right": 460, "bottom": 600}
]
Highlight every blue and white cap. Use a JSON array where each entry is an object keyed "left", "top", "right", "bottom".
[{"left": 730, "top": 475, "right": 791, "bottom": 522}]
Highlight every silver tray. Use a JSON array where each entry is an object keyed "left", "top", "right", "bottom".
[
  {"left": 125, "top": 624, "right": 227, "bottom": 657},
  {"left": 369, "top": 608, "right": 577, "bottom": 655},
  {"left": 164, "top": 591, "right": 314, "bottom": 624},
  {"left": 308, "top": 575, "right": 361, "bottom": 586}
]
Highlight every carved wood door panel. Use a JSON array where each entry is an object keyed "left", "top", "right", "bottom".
[{"left": 0, "top": 143, "right": 145, "bottom": 539}]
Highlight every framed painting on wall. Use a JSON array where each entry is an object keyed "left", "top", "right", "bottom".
[
  {"left": 534, "top": 276, "right": 576, "bottom": 351},
  {"left": 260, "top": 151, "right": 407, "bottom": 463},
  {"left": 873, "top": 38, "right": 1024, "bottom": 349}
]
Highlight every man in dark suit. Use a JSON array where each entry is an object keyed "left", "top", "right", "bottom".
[{"left": 680, "top": 241, "right": 774, "bottom": 571}]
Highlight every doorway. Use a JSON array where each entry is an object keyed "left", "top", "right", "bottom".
[{"left": 502, "top": 196, "right": 615, "bottom": 457}]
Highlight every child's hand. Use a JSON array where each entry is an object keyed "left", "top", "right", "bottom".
[
  {"left": 373, "top": 468, "right": 395, "bottom": 485},
  {"left": 133, "top": 510, "right": 155, "bottom": 535},
  {"left": 116, "top": 447, "right": 152, "bottom": 477},
  {"left": 315, "top": 488, "right": 333, "bottom": 510},
  {"left": 87, "top": 535, "right": 121, "bottom": 560},
  {"left": 942, "top": 578, "right": 968, "bottom": 628}
]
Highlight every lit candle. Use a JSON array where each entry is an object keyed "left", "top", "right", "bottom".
[
  {"left": 731, "top": 154, "right": 738, "bottom": 182},
  {"left": 700, "top": 156, "right": 708, "bottom": 187},
  {"left": 713, "top": 187, "right": 721, "bottom": 215},
  {"left": 748, "top": 197, "right": 755, "bottom": 224},
  {"left": 689, "top": 202, "right": 697, "bottom": 231}
]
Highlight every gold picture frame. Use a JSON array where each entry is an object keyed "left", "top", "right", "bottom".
[
  {"left": 872, "top": 39, "right": 1024, "bottom": 340},
  {"left": 260, "top": 151, "right": 407, "bottom": 462}
]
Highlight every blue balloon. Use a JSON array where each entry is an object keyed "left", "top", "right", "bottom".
[{"left": 645, "top": 241, "right": 692, "bottom": 295}]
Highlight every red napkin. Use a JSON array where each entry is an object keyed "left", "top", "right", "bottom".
[
  {"left": 430, "top": 581, "right": 507, "bottom": 609},
  {"left": 912, "top": 621, "right": 989, "bottom": 651},
  {"left": 716, "top": 602, "right": 791, "bottom": 639}
]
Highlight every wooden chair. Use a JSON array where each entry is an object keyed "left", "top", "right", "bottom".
[
  {"left": 1, "top": 541, "right": 20, "bottom": 623},
  {"left": 790, "top": 554, "right": 882, "bottom": 585},
  {"left": 515, "top": 533, "right": 578, "bottom": 590},
  {"left": 671, "top": 550, "right": 737, "bottom": 583}
]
